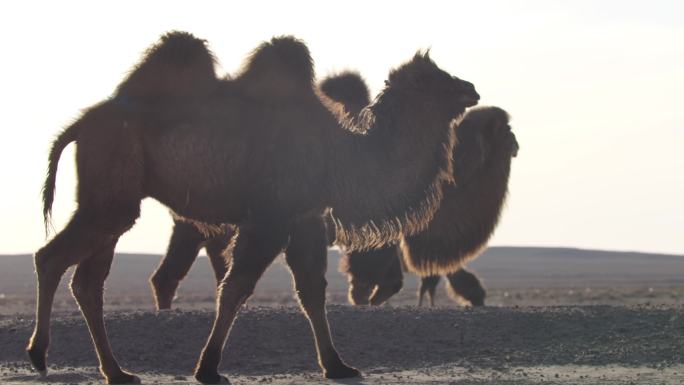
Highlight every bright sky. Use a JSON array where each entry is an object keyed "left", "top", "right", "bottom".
[{"left": 0, "top": 1, "right": 682, "bottom": 255}]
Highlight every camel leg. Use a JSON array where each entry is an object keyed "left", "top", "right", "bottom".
[
  {"left": 285, "top": 216, "right": 360, "bottom": 379},
  {"left": 150, "top": 220, "right": 206, "bottom": 310},
  {"left": 418, "top": 275, "right": 440, "bottom": 306},
  {"left": 27, "top": 205, "right": 139, "bottom": 381},
  {"left": 27, "top": 212, "right": 112, "bottom": 377},
  {"left": 204, "top": 228, "right": 236, "bottom": 285},
  {"left": 194, "top": 222, "right": 288, "bottom": 384},
  {"left": 426, "top": 276, "right": 440, "bottom": 306},
  {"left": 32, "top": 105, "right": 144, "bottom": 382},
  {"left": 71, "top": 239, "right": 140, "bottom": 384},
  {"left": 369, "top": 254, "right": 403, "bottom": 306}
]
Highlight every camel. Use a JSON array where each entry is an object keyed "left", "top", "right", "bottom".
[
  {"left": 341, "top": 105, "right": 518, "bottom": 307},
  {"left": 150, "top": 72, "right": 370, "bottom": 311},
  {"left": 27, "top": 31, "right": 479, "bottom": 384}
]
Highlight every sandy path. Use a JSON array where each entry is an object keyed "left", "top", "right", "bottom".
[{"left": 1, "top": 305, "right": 683, "bottom": 384}]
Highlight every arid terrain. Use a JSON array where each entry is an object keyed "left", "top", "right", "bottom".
[{"left": 1, "top": 247, "right": 683, "bottom": 384}]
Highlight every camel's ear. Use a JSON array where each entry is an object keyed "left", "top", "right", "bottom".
[
  {"left": 413, "top": 49, "right": 431, "bottom": 61},
  {"left": 402, "top": 54, "right": 428, "bottom": 87}
]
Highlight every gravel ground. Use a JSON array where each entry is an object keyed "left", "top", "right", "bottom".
[
  {"left": 2, "top": 248, "right": 682, "bottom": 383},
  {"left": 1, "top": 305, "right": 683, "bottom": 384}
]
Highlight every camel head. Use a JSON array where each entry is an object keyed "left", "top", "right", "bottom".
[
  {"left": 385, "top": 51, "right": 480, "bottom": 119},
  {"left": 474, "top": 107, "right": 518, "bottom": 160},
  {"left": 456, "top": 107, "right": 519, "bottom": 174},
  {"left": 347, "top": 277, "right": 373, "bottom": 306}
]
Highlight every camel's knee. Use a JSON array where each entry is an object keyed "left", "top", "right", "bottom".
[
  {"left": 150, "top": 268, "right": 179, "bottom": 290},
  {"left": 70, "top": 278, "right": 91, "bottom": 304},
  {"left": 33, "top": 249, "right": 52, "bottom": 278},
  {"left": 70, "top": 273, "right": 104, "bottom": 307},
  {"left": 218, "top": 274, "right": 260, "bottom": 303},
  {"left": 33, "top": 248, "right": 70, "bottom": 283}
]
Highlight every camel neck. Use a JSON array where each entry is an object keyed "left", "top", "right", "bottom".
[{"left": 326, "top": 90, "right": 458, "bottom": 250}]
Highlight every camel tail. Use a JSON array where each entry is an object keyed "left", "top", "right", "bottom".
[{"left": 42, "top": 122, "right": 79, "bottom": 236}]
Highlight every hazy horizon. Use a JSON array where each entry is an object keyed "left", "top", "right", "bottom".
[
  {"left": 1, "top": 1, "right": 682, "bottom": 255},
  {"left": 2, "top": 245, "right": 684, "bottom": 258}
]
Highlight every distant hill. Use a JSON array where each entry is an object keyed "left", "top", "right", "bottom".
[
  {"left": 1, "top": 247, "right": 682, "bottom": 299},
  {"left": 470, "top": 247, "right": 684, "bottom": 287}
]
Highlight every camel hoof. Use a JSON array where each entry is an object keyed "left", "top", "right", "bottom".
[
  {"left": 325, "top": 364, "right": 361, "bottom": 379},
  {"left": 26, "top": 346, "right": 47, "bottom": 377},
  {"left": 154, "top": 299, "right": 173, "bottom": 311},
  {"left": 195, "top": 372, "right": 231, "bottom": 384},
  {"left": 155, "top": 298, "right": 174, "bottom": 311},
  {"left": 106, "top": 371, "right": 141, "bottom": 384}
]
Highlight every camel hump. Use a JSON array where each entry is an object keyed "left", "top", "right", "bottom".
[
  {"left": 319, "top": 71, "right": 371, "bottom": 117},
  {"left": 237, "top": 36, "right": 315, "bottom": 100},
  {"left": 116, "top": 31, "right": 217, "bottom": 99}
]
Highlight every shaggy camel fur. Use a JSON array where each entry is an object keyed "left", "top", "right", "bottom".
[
  {"left": 28, "top": 31, "right": 479, "bottom": 384},
  {"left": 341, "top": 106, "right": 518, "bottom": 307},
  {"left": 150, "top": 72, "right": 370, "bottom": 311},
  {"left": 401, "top": 106, "right": 518, "bottom": 275}
]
